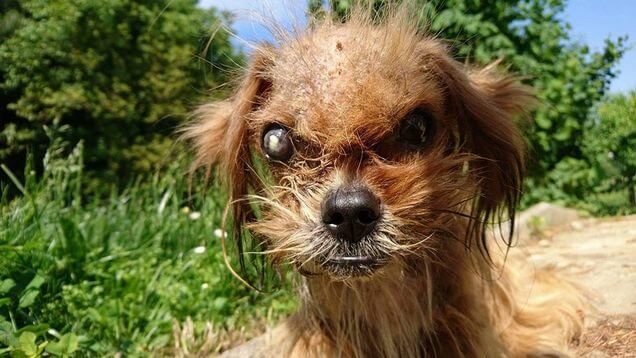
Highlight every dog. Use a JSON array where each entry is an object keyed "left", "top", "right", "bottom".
[{"left": 186, "top": 4, "right": 585, "bottom": 357}]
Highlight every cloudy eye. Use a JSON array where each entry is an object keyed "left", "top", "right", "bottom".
[
  {"left": 262, "top": 124, "right": 294, "bottom": 162},
  {"left": 398, "top": 109, "right": 435, "bottom": 147}
]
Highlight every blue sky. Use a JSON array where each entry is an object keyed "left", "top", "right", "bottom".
[{"left": 200, "top": 0, "right": 635, "bottom": 93}]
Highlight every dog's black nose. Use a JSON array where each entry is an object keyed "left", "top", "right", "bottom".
[{"left": 321, "top": 185, "right": 381, "bottom": 243}]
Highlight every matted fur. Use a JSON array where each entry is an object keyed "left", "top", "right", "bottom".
[{"left": 185, "top": 3, "right": 585, "bottom": 357}]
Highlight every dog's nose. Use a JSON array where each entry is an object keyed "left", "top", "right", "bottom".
[{"left": 321, "top": 185, "right": 381, "bottom": 243}]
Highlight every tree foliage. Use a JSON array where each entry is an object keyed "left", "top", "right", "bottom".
[
  {"left": 310, "top": 0, "right": 628, "bottom": 213},
  {"left": 589, "top": 92, "right": 636, "bottom": 207},
  {"left": 0, "top": 0, "right": 238, "bottom": 188},
  {"left": 523, "top": 92, "right": 636, "bottom": 215}
]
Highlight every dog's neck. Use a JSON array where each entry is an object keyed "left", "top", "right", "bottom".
[
  {"left": 293, "top": 246, "right": 497, "bottom": 357},
  {"left": 296, "top": 275, "right": 425, "bottom": 356}
]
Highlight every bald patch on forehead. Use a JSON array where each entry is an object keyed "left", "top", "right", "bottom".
[{"left": 274, "top": 29, "right": 386, "bottom": 101}]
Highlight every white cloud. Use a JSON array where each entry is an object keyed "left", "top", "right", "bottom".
[{"left": 199, "top": 0, "right": 309, "bottom": 46}]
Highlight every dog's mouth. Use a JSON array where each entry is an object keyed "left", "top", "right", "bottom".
[{"left": 321, "top": 255, "right": 387, "bottom": 277}]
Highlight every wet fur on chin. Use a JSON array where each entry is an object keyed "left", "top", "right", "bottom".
[{"left": 185, "top": 3, "right": 586, "bottom": 357}]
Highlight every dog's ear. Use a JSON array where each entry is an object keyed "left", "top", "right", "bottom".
[
  {"left": 185, "top": 46, "right": 273, "bottom": 272},
  {"left": 435, "top": 54, "right": 535, "bottom": 254}
]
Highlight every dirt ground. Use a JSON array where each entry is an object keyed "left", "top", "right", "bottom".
[{"left": 520, "top": 209, "right": 636, "bottom": 357}]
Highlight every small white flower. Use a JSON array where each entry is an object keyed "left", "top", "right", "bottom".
[
  {"left": 47, "top": 329, "right": 60, "bottom": 339},
  {"left": 201, "top": 283, "right": 209, "bottom": 290},
  {"left": 213, "top": 228, "right": 227, "bottom": 238},
  {"left": 193, "top": 246, "right": 206, "bottom": 254},
  {"left": 189, "top": 211, "right": 201, "bottom": 220}
]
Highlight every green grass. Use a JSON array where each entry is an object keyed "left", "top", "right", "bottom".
[{"left": 0, "top": 143, "right": 295, "bottom": 356}]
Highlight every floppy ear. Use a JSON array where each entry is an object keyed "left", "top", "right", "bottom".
[
  {"left": 185, "top": 47, "right": 273, "bottom": 272},
  {"left": 435, "top": 55, "right": 535, "bottom": 254}
]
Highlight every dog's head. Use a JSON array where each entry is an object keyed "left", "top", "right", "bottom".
[{"left": 187, "top": 10, "right": 533, "bottom": 282}]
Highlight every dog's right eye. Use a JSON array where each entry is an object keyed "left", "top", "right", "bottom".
[
  {"left": 398, "top": 109, "right": 435, "bottom": 148},
  {"left": 262, "top": 124, "right": 294, "bottom": 162}
]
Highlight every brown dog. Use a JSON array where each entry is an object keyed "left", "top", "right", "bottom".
[{"left": 187, "top": 5, "right": 585, "bottom": 357}]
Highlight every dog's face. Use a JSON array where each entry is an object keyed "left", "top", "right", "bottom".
[{"left": 189, "top": 16, "right": 533, "bottom": 282}]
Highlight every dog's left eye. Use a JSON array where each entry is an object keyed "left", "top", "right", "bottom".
[
  {"left": 398, "top": 109, "right": 434, "bottom": 147},
  {"left": 262, "top": 124, "right": 294, "bottom": 162}
]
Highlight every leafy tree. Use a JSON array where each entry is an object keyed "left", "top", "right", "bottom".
[
  {"left": 309, "top": 0, "right": 626, "bottom": 209},
  {"left": 583, "top": 93, "right": 636, "bottom": 213},
  {"left": 591, "top": 93, "right": 636, "bottom": 204},
  {"left": 522, "top": 93, "right": 636, "bottom": 215},
  {"left": 1, "top": 0, "right": 238, "bottom": 188}
]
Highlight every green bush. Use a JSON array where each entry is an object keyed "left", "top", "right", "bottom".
[
  {"left": 0, "top": 143, "right": 295, "bottom": 355},
  {"left": 526, "top": 92, "right": 636, "bottom": 215},
  {"left": 0, "top": 0, "right": 239, "bottom": 189}
]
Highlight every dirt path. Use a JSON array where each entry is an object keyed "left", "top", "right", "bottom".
[{"left": 521, "top": 212, "right": 636, "bottom": 356}]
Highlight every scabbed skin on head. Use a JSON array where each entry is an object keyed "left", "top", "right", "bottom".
[{"left": 187, "top": 3, "right": 533, "bottom": 283}]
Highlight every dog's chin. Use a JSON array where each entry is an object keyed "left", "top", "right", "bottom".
[{"left": 321, "top": 256, "right": 388, "bottom": 280}]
